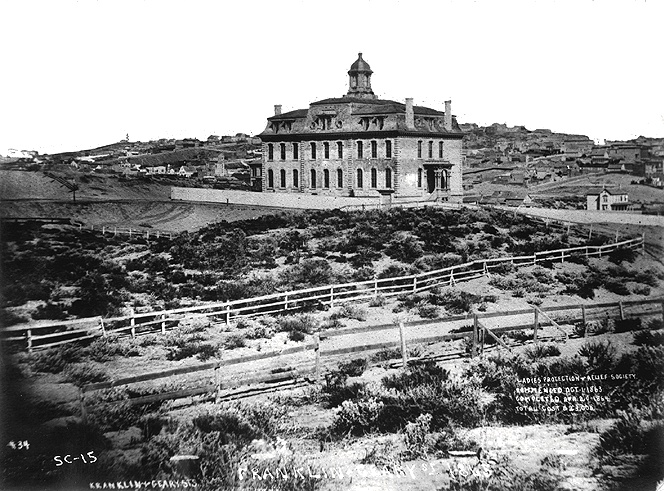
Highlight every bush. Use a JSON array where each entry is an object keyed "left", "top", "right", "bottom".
[
  {"left": 597, "top": 409, "right": 664, "bottom": 461},
  {"left": 614, "top": 317, "right": 642, "bottom": 333},
  {"left": 330, "top": 304, "right": 367, "bottom": 322},
  {"left": 32, "top": 344, "right": 86, "bottom": 373},
  {"left": 288, "top": 329, "right": 305, "bottom": 342},
  {"left": 578, "top": 340, "right": 616, "bottom": 373},
  {"left": 382, "top": 361, "right": 449, "bottom": 391},
  {"left": 604, "top": 279, "right": 631, "bottom": 296},
  {"left": 524, "top": 343, "right": 561, "bottom": 360},
  {"left": 277, "top": 314, "right": 317, "bottom": 335},
  {"left": 418, "top": 304, "right": 440, "bottom": 319},
  {"left": 632, "top": 284, "right": 652, "bottom": 296},
  {"left": 634, "top": 330, "right": 664, "bottom": 347},
  {"left": 431, "top": 289, "right": 482, "bottom": 314},
  {"left": 63, "top": 363, "right": 110, "bottom": 386},
  {"left": 223, "top": 334, "right": 246, "bottom": 350},
  {"left": 332, "top": 398, "right": 384, "bottom": 436},
  {"left": 608, "top": 247, "right": 637, "bottom": 264},
  {"left": 337, "top": 357, "right": 368, "bottom": 377},
  {"left": 31, "top": 302, "right": 68, "bottom": 320},
  {"left": 87, "top": 336, "right": 141, "bottom": 361},
  {"left": 368, "top": 295, "right": 386, "bottom": 307},
  {"left": 0, "top": 309, "right": 27, "bottom": 326}
]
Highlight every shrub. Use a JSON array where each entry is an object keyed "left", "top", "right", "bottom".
[
  {"left": 31, "top": 302, "right": 68, "bottom": 320},
  {"left": 596, "top": 409, "right": 664, "bottom": 461},
  {"left": 578, "top": 340, "right": 616, "bottom": 373},
  {"left": 432, "top": 425, "right": 479, "bottom": 455},
  {"left": 431, "top": 289, "right": 482, "bottom": 314},
  {"left": 332, "top": 398, "right": 384, "bottom": 436},
  {"left": 649, "top": 319, "right": 664, "bottom": 330},
  {"left": 634, "top": 330, "right": 664, "bottom": 347},
  {"left": 32, "top": 344, "right": 85, "bottom": 373},
  {"left": 524, "top": 343, "right": 561, "bottom": 360},
  {"left": 337, "top": 357, "right": 368, "bottom": 377},
  {"left": 604, "top": 279, "right": 631, "bottom": 296},
  {"left": 63, "top": 363, "right": 110, "bottom": 386},
  {"left": 368, "top": 295, "right": 386, "bottom": 307},
  {"left": 382, "top": 361, "right": 449, "bottom": 391},
  {"left": 608, "top": 247, "right": 637, "bottom": 264},
  {"left": 87, "top": 336, "right": 141, "bottom": 361},
  {"left": 632, "top": 284, "right": 652, "bottom": 296},
  {"left": 385, "top": 233, "right": 424, "bottom": 262},
  {"left": 614, "top": 317, "right": 642, "bottom": 333},
  {"left": 0, "top": 309, "right": 27, "bottom": 326},
  {"left": 288, "top": 329, "right": 305, "bottom": 342},
  {"left": 330, "top": 304, "right": 367, "bottom": 322},
  {"left": 277, "top": 314, "right": 317, "bottom": 335},
  {"left": 223, "top": 334, "right": 246, "bottom": 350},
  {"left": 402, "top": 413, "right": 435, "bottom": 460},
  {"left": 322, "top": 374, "right": 366, "bottom": 408},
  {"left": 418, "top": 304, "right": 440, "bottom": 319}
]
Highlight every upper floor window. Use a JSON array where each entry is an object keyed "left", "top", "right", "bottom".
[
  {"left": 428, "top": 141, "right": 433, "bottom": 159},
  {"left": 438, "top": 141, "right": 444, "bottom": 158},
  {"left": 280, "top": 143, "right": 286, "bottom": 160},
  {"left": 370, "top": 168, "right": 377, "bottom": 188},
  {"left": 371, "top": 140, "right": 377, "bottom": 158},
  {"left": 337, "top": 141, "right": 343, "bottom": 159},
  {"left": 386, "top": 140, "right": 392, "bottom": 158},
  {"left": 417, "top": 141, "right": 422, "bottom": 159},
  {"left": 293, "top": 143, "right": 299, "bottom": 160},
  {"left": 268, "top": 143, "right": 274, "bottom": 161},
  {"left": 357, "top": 141, "right": 363, "bottom": 159},
  {"left": 310, "top": 142, "right": 317, "bottom": 159},
  {"left": 324, "top": 142, "right": 330, "bottom": 159}
]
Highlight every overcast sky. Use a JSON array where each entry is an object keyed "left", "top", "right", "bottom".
[{"left": 1, "top": 0, "right": 662, "bottom": 154}]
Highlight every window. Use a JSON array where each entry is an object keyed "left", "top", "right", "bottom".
[
  {"left": 268, "top": 144, "right": 274, "bottom": 161},
  {"left": 602, "top": 195, "right": 608, "bottom": 202},
  {"left": 371, "top": 140, "right": 377, "bottom": 158},
  {"left": 323, "top": 169, "right": 330, "bottom": 188},
  {"left": 357, "top": 141, "right": 363, "bottom": 158},
  {"left": 428, "top": 141, "right": 433, "bottom": 159},
  {"left": 324, "top": 142, "right": 330, "bottom": 159},
  {"left": 417, "top": 168, "right": 423, "bottom": 187},
  {"left": 337, "top": 141, "right": 343, "bottom": 159},
  {"left": 293, "top": 143, "right": 299, "bottom": 160},
  {"left": 267, "top": 169, "right": 274, "bottom": 187},
  {"left": 417, "top": 141, "right": 422, "bottom": 158},
  {"left": 280, "top": 143, "right": 286, "bottom": 160},
  {"left": 386, "top": 140, "right": 392, "bottom": 158},
  {"left": 337, "top": 168, "right": 343, "bottom": 188},
  {"left": 385, "top": 168, "right": 392, "bottom": 188},
  {"left": 279, "top": 169, "right": 286, "bottom": 188},
  {"left": 370, "top": 168, "right": 377, "bottom": 188},
  {"left": 310, "top": 169, "right": 316, "bottom": 188},
  {"left": 439, "top": 141, "right": 443, "bottom": 158},
  {"left": 292, "top": 169, "right": 299, "bottom": 188},
  {"left": 310, "top": 142, "right": 317, "bottom": 159},
  {"left": 357, "top": 168, "right": 364, "bottom": 188}
]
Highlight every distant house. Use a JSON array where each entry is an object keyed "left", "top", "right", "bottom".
[
  {"left": 147, "top": 165, "right": 167, "bottom": 175},
  {"left": 586, "top": 188, "right": 631, "bottom": 211},
  {"left": 479, "top": 191, "right": 534, "bottom": 207}
]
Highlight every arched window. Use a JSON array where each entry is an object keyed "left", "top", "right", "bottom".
[
  {"left": 279, "top": 169, "right": 286, "bottom": 188},
  {"left": 337, "top": 168, "right": 343, "bottom": 188},
  {"left": 268, "top": 144, "right": 274, "bottom": 161},
  {"left": 267, "top": 169, "right": 274, "bottom": 188},
  {"left": 371, "top": 140, "right": 377, "bottom": 158},
  {"left": 310, "top": 169, "right": 316, "bottom": 188},
  {"left": 324, "top": 142, "right": 330, "bottom": 159},
  {"left": 292, "top": 169, "right": 299, "bottom": 188},
  {"left": 293, "top": 143, "right": 299, "bottom": 160},
  {"left": 280, "top": 143, "right": 286, "bottom": 160},
  {"left": 417, "top": 168, "right": 423, "bottom": 188},
  {"left": 357, "top": 141, "right": 363, "bottom": 159},
  {"left": 385, "top": 168, "right": 392, "bottom": 188},
  {"left": 337, "top": 142, "right": 343, "bottom": 159},
  {"left": 386, "top": 140, "right": 392, "bottom": 158},
  {"left": 370, "top": 168, "right": 377, "bottom": 188},
  {"left": 323, "top": 169, "right": 330, "bottom": 188},
  {"left": 310, "top": 142, "right": 317, "bottom": 159},
  {"left": 357, "top": 168, "right": 364, "bottom": 188}
]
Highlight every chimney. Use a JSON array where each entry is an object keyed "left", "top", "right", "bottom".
[
  {"left": 405, "top": 98, "right": 414, "bottom": 130},
  {"left": 274, "top": 105, "right": 282, "bottom": 116},
  {"left": 444, "top": 100, "right": 452, "bottom": 131}
]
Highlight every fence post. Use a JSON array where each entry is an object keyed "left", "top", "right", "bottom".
[
  {"left": 330, "top": 287, "right": 335, "bottom": 308},
  {"left": 100, "top": 317, "right": 107, "bottom": 338},
  {"left": 581, "top": 305, "right": 587, "bottom": 336},
  {"left": 561, "top": 250, "right": 565, "bottom": 264},
  {"left": 480, "top": 326, "right": 485, "bottom": 355},
  {"left": 619, "top": 301, "right": 624, "bottom": 321},
  {"left": 374, "top": 280, "right": 378, "bottom": 296},
  {"left": 146, "top": 230, "right": 150, "bottom": 240},
  {"left": 102, "top": 226, "right": 105, "bottom": 234},
  {"left": 615, "top": 230, "right": 619, "bottom": 243},
  {"left": 161, "top": 314, "right": 166, "bottom": 334},
  {"left": 114, "top": 227, "right": 117, "bottom": 236},
  {"left": 413, "top": 276, "right": 417, "bottom": 293},
  {"left": 215, "top": 365, "right": 222, "bottom": 403},
  {"left": 399, "top": 322, "right": 408, "bottom": 367},
  {"left": 641, "top": 233, "right": 645, "bottom": 254},
  {"left": 449, "top": 271, "right": 455, "bottom": 287},
  {"left": 588, "top": 225, "right": 592, "bottom": 241},
  {"left": 27, "top": 329, "right": 33, "bottom": 353},
  {"left": 567, "top": 223, "right": 571, "bottom": 235},
  {"left": 472, "top": 315, "right": 478, "bottom": 358},
  {"left": 225, "top": 304, "right": 231, "bottom": 326},
  {"left": 130, "top": 309, "right": 136, "bottom": 338},
  {"left": 157, "top": 231, "right": 160, "bottom": 239},
  {"left": 533, "top": 308, "right": 539, "bottom": 342},
  {"left": 314, "top": 332, "right": 321, "bottom": 384},
  {"left": 661, "top": 301, "right": 664, "bottom": 324},
  {"left": 128, "top": 228, "right": 132, "bottom": 238},
  {"left": 284, "top": 295, "right": 289, "bottom": 311},
  {"left": 79, "top": 389, "right": 88, "bottom": 424}
]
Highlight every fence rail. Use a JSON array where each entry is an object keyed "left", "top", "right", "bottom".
[
  {"left": 75, "top": 297, "right": 664, "bottom": 417},
  {"left": 1, "top": 234, "right": 645, "bottom": 351}
]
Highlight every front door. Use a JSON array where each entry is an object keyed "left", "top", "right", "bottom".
[{"left": 426, "top": 168, "right": 435, "bottom": 193}]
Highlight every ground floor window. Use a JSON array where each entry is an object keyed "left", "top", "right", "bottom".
[
  {"left": 357, "top": 168, "right": 363, "bottom": 188},
  {"left": 323, "top": 169, "right": 330, "bottom": 188},
  {"left": 292, "top": 169, "right": 299, "bottom": 188},
  {"left": 310, "top": 169, "right": 316, "bottom": 188},
  {"left": 337, "top": 168, "right": 343, "bottom": 188},
  {"left": 267, "top": 169, "right": 274, "bottom": 188},
  {"left": 385, "top": 168, "right": 392, "bottom": 188}
]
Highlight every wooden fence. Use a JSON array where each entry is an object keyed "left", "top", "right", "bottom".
[
  {"left": 1, "top": 234, "right": 645, "bottom": 352},
  {"left": 77, "top": 297, "right": 664, "bottom": 417}
]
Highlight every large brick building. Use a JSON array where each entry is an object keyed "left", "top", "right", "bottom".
[{"left": 259, "top": 53, "right": 464, "bottom": 201}]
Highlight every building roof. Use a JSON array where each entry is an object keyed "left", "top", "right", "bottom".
[
  {"left": 349, "top": 53, "right": 372, "bottom": 74},
  {"left": 585, "top": 187, "right": 628, "bottom": 196},
  {"left": 268, "top": 109, "right": 309, "bottom": 121}
]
